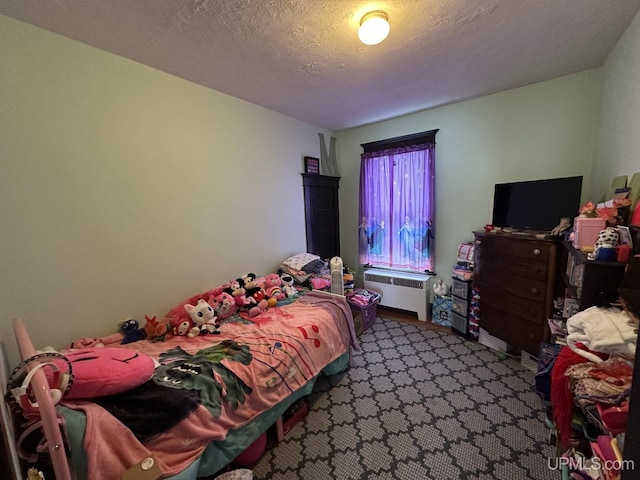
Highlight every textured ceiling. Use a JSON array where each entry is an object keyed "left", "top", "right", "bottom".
[{"left": 2, "top": 0, "right": 640, "bottom": 131}]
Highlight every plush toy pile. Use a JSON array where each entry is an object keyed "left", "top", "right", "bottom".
[
  {"left": 93, "top": 272, "right": 302, "bottom": 346},
  {"left": 157, "top": 272, "right": 300, "bottom": 341}
]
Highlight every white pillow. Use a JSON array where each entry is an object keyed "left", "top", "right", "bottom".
[{"left": 282, "top": 253, "right": 320, "bottom": 271}]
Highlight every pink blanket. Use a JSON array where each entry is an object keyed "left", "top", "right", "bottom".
[{"left": 64, "top": 292, "right": 357, "bottom": 479}]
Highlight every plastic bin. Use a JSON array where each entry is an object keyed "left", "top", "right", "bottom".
[{"left": 347, "top": 289, "right": 380, "bottom": 332}]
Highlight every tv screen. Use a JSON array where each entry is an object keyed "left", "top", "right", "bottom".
[{"left": 492, "top": 176, "right": 583, "bottom": 232}]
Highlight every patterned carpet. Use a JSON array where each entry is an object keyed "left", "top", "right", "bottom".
[{"left": 250, "top": 317, "right": 558, "bottom": 480}]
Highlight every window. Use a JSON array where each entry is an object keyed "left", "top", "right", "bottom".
[{"left": 358, "top": 130, "right": 438, "bottom": 273}]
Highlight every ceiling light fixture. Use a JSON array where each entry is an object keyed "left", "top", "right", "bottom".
[{"left": 358, "top": 10, "right": 390, "bottom": 46}]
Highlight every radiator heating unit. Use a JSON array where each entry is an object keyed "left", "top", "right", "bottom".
[{"left": 363, "top": 269, "right": 432, "bottom": 321}]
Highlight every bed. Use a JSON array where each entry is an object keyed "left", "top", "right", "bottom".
[{"left": 5, "top": 283, "right": 358, "bottom": 480}]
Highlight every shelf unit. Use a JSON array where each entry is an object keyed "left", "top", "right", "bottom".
[
  {"left": 449, "top": 277, "right": 472, "bottom": 337},
  {"left": 560, "top": 241, "right": 626, "bottom": 311}
]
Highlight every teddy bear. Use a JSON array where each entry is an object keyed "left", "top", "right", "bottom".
[
  {"left": 263, "top": 273, "right": 285, "bottom": 307},
  {"left": 184, "top": 299, "right": 221, "bottom": 337}
]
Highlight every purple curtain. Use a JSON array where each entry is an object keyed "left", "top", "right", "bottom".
[{"left": 359, "top": 144, "right": 435, "bottom": 272}]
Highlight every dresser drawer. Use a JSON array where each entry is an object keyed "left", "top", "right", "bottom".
[
  {"left": 478, "top": 287, "right": 545, "bottom": 325},
  {"left": 449, "top": 310, "right": 468, "bottom": 335},
  {"left": 451, "top": 295, "right": 469, "bottom": 316},
  {"left": 479, "top": 303, "right": 542, "bottom": 355},
  {"left": 451, "top": 278, "right": 471, "bottom": 299},
  {"left": 475, "top": 235, "right": 551, "bottom": 262},
  {"left": 476, "top": 262, "right": 548, "bottom": 302},
  {"left": 476, "top": 254, "right": 548, "bottom": 281}
]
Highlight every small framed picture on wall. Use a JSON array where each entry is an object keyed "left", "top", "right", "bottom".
[{"left": 304, "top": 156, "right": 320, "bottom": 174}]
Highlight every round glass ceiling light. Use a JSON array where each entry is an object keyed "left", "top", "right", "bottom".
[{"left": 358, "top": 10, "right": 390, "bottom": 46}]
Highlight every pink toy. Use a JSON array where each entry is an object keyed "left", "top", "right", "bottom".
[
  {"left": 171, "top": 318, "right": 195, "bottom": 337},
  {"left": 55, "top": 348, "right": 155, "bottom": 400},
  {"left": 263, "top": 273, "right": 285, "bottom": 306},
  {"left": 210, "top": 291, "right": 238, "bottom": 321}
]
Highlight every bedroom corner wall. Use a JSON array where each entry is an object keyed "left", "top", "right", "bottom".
[
  {"left": 336, "top": 70, "right": 603, "bottom": 282},
  {"left": 0, "top": 15, "right": 329, "bottom": 366},
  {"left": 591, "top": 9, "right": 640, "bottom": 198}
]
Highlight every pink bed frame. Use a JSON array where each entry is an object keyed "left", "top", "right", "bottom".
[{"left": 12, "top": 318, "right": 72, "bottom": 480}]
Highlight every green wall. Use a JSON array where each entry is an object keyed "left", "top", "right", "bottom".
[
  {"left": 0, "top": 15, "right": 329, "bottom": 365},
  {"left": 592, "top": 9, "right": 640, "bottom": 198},
  {"left": 336, "top": 70, "right": 603, "bottom": 284}
]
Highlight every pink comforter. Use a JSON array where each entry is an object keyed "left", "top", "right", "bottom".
[{"left": 64, "top": 292, "right": 358, "bottom": 479}]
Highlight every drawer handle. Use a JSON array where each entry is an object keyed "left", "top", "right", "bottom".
[
  {"left": 530, "top": 309, "right": 537, "bottom": 316},
  {"left": 531, "top": 287, "right": 539, "bottom": 294},
  {"left": 476, "top": 240, "right": 482, "bottom": 245},
  {"left": 533, "top": 248, "right": 541, "bottom": 255}
]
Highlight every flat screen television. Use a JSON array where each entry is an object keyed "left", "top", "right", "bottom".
[{"left": 492, "top": 176, "right": 583, "bottom": 232}]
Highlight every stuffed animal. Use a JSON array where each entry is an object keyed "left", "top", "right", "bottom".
[
  {"left": 224, "top": 279, "right": 246, "bottom": 298},
  {"left": 242, "top": 273, "right": 264, "bottom": 299},
  {"left": 263, "top": 273, "right": 285, "bottom": 307},
  {"left": 280, "top": 273, "right": 299, "bottom": 298},
  {"left": 210, "top": 291, "right": 238, "bottom": 321},
  {"left": 171, "top": 318, "right": 195, "bottom": 337},
  {"left": 589, "top": 227, "right": 620, "bottom": 261},
  {"left": 184, "top": 299, "right": 221, "bottom": 337},
  {"left": 595, "top": 227, "right": 619, "bottom": 248},
  {"left": 143, "top": 315, "right": 169, "bottom": 342},
  {"left": 239, "top": 274, "right": 269, "bottom": 316},
  {"left": 120, "top": 318, "right": 146, "bottom": 344},
  {"left": 433, "top": 279, "right": 450, "bottom": 297}
]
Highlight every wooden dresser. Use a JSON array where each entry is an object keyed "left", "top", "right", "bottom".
[{"left": 473, "top": 231, "right": 560, "bottom": 355}]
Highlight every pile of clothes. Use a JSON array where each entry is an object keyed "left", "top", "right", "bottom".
[
  {"left": 551, "top": 302, "right": 637, "bottom": 480},
  {"left": 278, "top": 253, "right": 330, "bottom": 286},
  {"left": 346, "top": 288, "right": 381, "bottom": 307}
]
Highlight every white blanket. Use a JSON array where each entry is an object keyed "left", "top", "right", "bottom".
[{"left": 566, "top": 306, "right": 637, "bottom": 363}]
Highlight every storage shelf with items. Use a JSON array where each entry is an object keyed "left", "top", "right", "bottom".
[
  {"left": 449, "top": 277, "right": 473, "bottom": 338},
  {"left": 560, "top": 241, "right": 626, "bottom": 311},
  {"left": 448, "top": 242, "right": 476, "bottom": 338}
]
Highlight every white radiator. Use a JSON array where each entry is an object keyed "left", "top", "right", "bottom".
[{"left": 363, "top": 269, "right": 432, "bottom": 321}]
